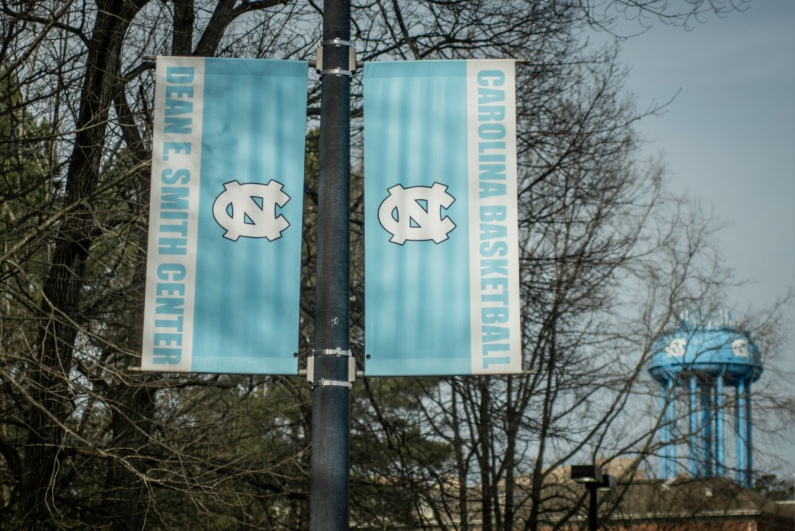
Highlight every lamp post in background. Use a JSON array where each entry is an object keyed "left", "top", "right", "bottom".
[{"left": 571, "top": 465, "right": 617, "bottom": 531}]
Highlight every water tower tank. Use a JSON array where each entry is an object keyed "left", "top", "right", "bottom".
[{"left": 648, "top": 310, "right": 763, "bottom": 488}]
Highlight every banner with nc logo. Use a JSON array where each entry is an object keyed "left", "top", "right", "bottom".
[
  {"left": 141, "top": 57, "right": 307, "bottom": 374},
  {"left": 363, "top": 60, "right": 522, "bottom": 376}
]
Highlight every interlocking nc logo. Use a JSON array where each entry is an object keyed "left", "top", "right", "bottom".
[
  {"left": 378, "top": 183, "right": 456, "bottom": 245},
  {"left": 731, "top": 338, "right": 750, "bottom": 358},
  {"left": 212, "top": 180, "right": 290, "bottom": 241},
  {"left": 665, "top": 338, "right": 686, "bottom": 358}
]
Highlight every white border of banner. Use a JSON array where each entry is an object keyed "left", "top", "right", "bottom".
[
  {"left": 466, "top": 60, "right": 522, "bottom": 374},
  {"left": 141, "top": 57, "right": 205, "bottom": 371}
]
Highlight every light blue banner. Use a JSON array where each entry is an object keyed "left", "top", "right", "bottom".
[
  {"left": 142, "top": 57, "right": 307, "bottom": 374},
  {"left": 364, "top": 60, "right": 522, "bottom": 376}
]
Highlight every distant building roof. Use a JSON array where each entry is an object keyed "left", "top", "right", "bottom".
[{"left": 594, "top": 477, "right": 795, "bottom": 531}]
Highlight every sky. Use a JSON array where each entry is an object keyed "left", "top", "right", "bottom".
[{"left": 599, "top": 1, "right": 795, "bottom": 475}]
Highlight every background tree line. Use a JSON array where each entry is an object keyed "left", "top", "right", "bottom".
[{"left": 1, "top": 0, "right": 791, "bottom": 529}]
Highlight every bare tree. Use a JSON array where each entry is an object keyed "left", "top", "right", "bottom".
[
  {"left": 2, "top": 1, "right": 313, "bottom": 528},
  {"left": 1, "top": 0, "right": 780, "bottom": 529}
]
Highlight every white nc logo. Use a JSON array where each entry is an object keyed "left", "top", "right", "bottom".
[
  {"left": 665, "top": 338, "right": 686, "bottom": 358},
  {"left": 732, "top": 338, "right": 750, "bottom": 358},
  {"left": 378, "top": 183, "right": 456, "bottom": 245},
  {"left": 212, "top": 180, "right": 290, "bottom": 241}
]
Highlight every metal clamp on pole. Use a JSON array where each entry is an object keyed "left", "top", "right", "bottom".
[
  {"left": 321, "top": 38, "right": 353, "bottom": 48},
  {"left": 317, "top": 379, "right": 352, "bottom": 389},
  {"left": 319, "top": 67, "right": 353, "bottom": 77},
  {"left": 306, "top": 349, "right": 357, "bottom": 386},
  {"left": 314, "top": 348, "right": 351, "bottom": 357},
  {"left": 315, "top": 40, "right": 358, "bottom": 76}
]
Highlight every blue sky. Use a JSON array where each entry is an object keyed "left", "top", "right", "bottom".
[{"left": 605, "top": 1, "right": 795, "bottom": 474}]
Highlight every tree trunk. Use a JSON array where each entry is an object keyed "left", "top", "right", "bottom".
[
  {"left": 18, "top": 2, "right": 133, "bottom": 526},
  {"left": 100, "top": 380, "right": 156, "bottom": 530},
  {"left": 478, "top": 379, "right": 493, "bottom": 531}
]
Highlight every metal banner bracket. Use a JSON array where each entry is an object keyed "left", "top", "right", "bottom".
[
  {"left": 314, "top": 40, "right": 357, "bottom": 76},
  {"left": 306, "top": 349, "right": 356, "bottom": 386}
]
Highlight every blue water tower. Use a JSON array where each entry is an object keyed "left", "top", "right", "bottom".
[{"left": 648, "top": 310, "right": 763, "bottom": 488}]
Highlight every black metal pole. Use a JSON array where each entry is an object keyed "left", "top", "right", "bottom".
[
  {"left": 309, "top": 0, "right": 351, "bottom": 529},
  {"left": 588, "top": 485, "right": 598, "bottom": 531}
]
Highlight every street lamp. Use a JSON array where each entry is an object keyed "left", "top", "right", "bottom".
[{"left": 571, "top": 465, "right": 616, "bottom": 531}]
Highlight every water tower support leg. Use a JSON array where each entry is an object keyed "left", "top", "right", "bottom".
[
  {"left": 715, "top": 374, "right": 725, "bottom": 477},
  {"left": 666, "top": 379, "right": 676, "bottom": 478},
  {"left": 736, "top": 378, "right": 747, "bottom": 486},
  {"left": 700, "top": 382, "right": 713, "bottom": 476},
  {"left": 689, "top": 375, "right": 699, "bottom": 477},
  {"left": 745, "top": 380, "right": 753, "bottom": 488},
  {"left": 659, "top": 384, "right": 668, "bottom": 478}
]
